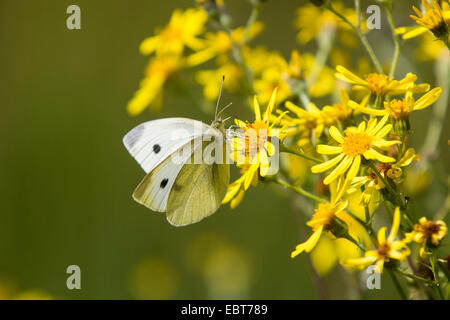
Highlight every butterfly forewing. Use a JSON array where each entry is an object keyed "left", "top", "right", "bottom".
[
  {"left": 123, "top": 118, "right": 210, "bottom": 174},
  {"left": 132, "top": 137, "right": 203, "bottom": 212}
]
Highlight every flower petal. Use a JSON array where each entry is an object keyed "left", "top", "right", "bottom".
[
  {"left": 329, "top": 126, "right": 344, "bottom": 144},
  {"left": 311, "top": 153, "right": 345, "bottom": 173},
  {"left": 335, "top": 65, "right": 367, "bottom": 85},
  {"left": 363, "top": 148, "right": 396, "bottom": 163},
  {"left": 291, "top": 226, "right": 323, "bottom": 258},
  {"left": 253, "top": 95, "right": 261, "bottom": 121},
  {"left": 413, "top": 87, "right": 442, "bottom": 111},
  {"left": 316, "top": 145, "right": 343, "bottom": 155},
  {"left": 323, "top": 156, "right": 353, "bottom": 185},
  {"left": 387, "top": 207, "right": 401, "bottom": 243}
]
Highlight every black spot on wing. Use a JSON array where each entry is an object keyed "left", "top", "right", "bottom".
[
  {"left": 153, "top": 144, "right": 161, "bottom": 153},
  {"left": 124, "top": 124, "right": 145, "bottom": 149},
  {"left": 160, "top": 178, "right": 169, "bottom": 189}
]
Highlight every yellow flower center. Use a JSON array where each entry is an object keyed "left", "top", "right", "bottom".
[
  {"left": 243, "top": 121, "right": 269, "bottom": 154},
  {"left": 161, "top": 26, "right": 183, "bottom": 42},
  {"left": 342, "top": 132, "right": 373, "bottom": 157},
  {"left": 388, "top": 99, "right": 410, "bottom": 119},
  {"left": 377, "top": 242, "right": 391, "bottom": 260},
  {"left": 308, "top": 203, "right": 335, "bottom": 231},
  {"left": 417, "top": 220, "right": 445, "bottom": 245},
  {"left": 366, "top": 73, "right": 391, "bottom": 95}
]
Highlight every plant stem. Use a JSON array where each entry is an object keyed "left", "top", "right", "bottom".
[
  {"left": 280, "top": 144, "right": 322, "bottom": 164},
  {"left": 354, "top": 0, "right": 361, "bottom": 28},
  {"left": 306, "top": 26, "right": 335, "bottom": 88},
  {"left": 430, "top": 251, "right": 445, "bottom": 299},
  {"left": 384, "top": 1, "right": 401, "bottom": 78},
  {"left": 340, "top": 233, "right": 366, "bottom": 252},
  {"left": 215, "top": 12, "right": 254, "bottom": 95},
  {"left": 273, "top": 177, "right": 327, "bottom": 203},
  {"left": 242, "top": 0, "right": 261, "bottom": 44},
  {"left": 388, "top": 269, "right": 408, "bottom": 300},
  {"left": 326, "top": 3, "right": 383, "bottom": 74},
  {"left": 367, "top": 163, "right": 415, "bottom": 226},
  {"left": 392, "top": 268, "right": 435, "bottom": 285}
]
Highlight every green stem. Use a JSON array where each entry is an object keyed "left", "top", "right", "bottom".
[
  {"left": 367, "top": 163, "right": 396, "bottom": 201},
  {"left": 392, "top": 268, "right": 435, "bottom": 285},
  {"left": 354, "top": 0, "right": 361, "bottom": 28},
  {"left": 340, "top": 233, "right": 366, "bottom": 252},
  {"left": 367, "top": 163, "right": 415, "bottom": 226},
  {"left": 280, "top": 144, "right": 322, "bottom": 164},
  {"left": 215, "top": 14, "right": 254, "bottom": 95},
  {"left": 306, "top": 26, "right": 335, "bottom": 88},
  {"left": 384, "top": 1, "right": 400, "bottom": 78},
  {"left": 430, "top": 251, "right": 445, "bottom": 300},
  {"left": 242, "top": 0, "right": 261, "bottom": 44},
  {"left": 326, "top": 3, "right": 383, "bottom": 74},
  {"left": 443, "top": 38, "right": 450, "bottom": 50},
  {"left": 273, "top": 177, "right": 327, "bottom": 203},
  {"left": 387, "top": 269, "right": 408, "bottom": 300}
]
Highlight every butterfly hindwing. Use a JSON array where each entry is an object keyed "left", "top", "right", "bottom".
[{"left": 166, "top": 140, "right": 230, "bottom": 226}]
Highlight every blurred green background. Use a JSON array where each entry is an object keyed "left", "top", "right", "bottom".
[{"left": 0, "top": 0, "right": 448, "bottom": 299}]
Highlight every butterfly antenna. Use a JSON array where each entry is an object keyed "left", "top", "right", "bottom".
[
  {"left": 217, "top": 102, "right": 233, "bottom": 118},
  {"left": 215, "top": 75, "right": 225, "bottom": 121}
]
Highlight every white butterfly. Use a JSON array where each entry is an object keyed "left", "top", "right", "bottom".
[{"left": 123, "top": 80, "right": 232, "bottom": 226}]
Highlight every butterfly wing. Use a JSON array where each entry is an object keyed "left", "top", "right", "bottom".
[
  {"left": 132, "top": 137, "right": 203, "bottom": 212},
  {"left": 166, "top": 136, "right": 230, "bottom": 226},
  {"left": 123, "top": 118, "right": 210, "bottom": 174}
]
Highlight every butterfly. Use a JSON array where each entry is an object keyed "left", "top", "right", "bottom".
[{"left": 123, "top": 78, "right": 232, "bottom": 226}]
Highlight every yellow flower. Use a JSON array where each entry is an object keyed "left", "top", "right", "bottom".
[
  {"left": 223, "top": 89, "right": 287, "bottom": 207},
  {"left": 242, "top": 46, "right": 286, "bottom": 78},
  {"left": 343, "top": 207, "right": 410, "bottom": 273},
  {"left": 139, "top": 8, "right": 208, "bottom": 56},
  {"left": 280, "top": 88, "right": 353, "bottom": 146},
  {"left": 320, "top": 89, "right": 354, "bottom": 125},
  {"left": 309, "top": 181, "right": 373, "bottom": 275},
  {"left": 396, "top": 1, "right": 450, "bottom": 38},
  {"left": 294, "top": 1, "right": 358, "bottom": 46},
  {"left": 410, "top": 0, "right": 450, "bottom": 41},
  {"left": 349, "top": 85, "right": 442, "bottom": 130},
  {"left": 253, "top": 65, "right": 292, "bottom": 105},
  {"left": 221, "top": 165, "right": 258, "bottom": 209},
  {"left": 291, "top": 200, "right": 348, "bottom": 258},
  {"left": 347, "top": 170, "right": 384, "bottom": 207},
  {"left": 231, "top": 88, "right": 287, "bottom": 172},
  {"left": 404, "top": 217, "right": 448, "bottom": 258},
  {"left": 387, "top": 148, "right": 420, "bottom": 180},
  {"left": 251, "top": 50, "right": 335, "bottom": 104},
  {"left": 195, "top": 63, "right": 243, "bottom": 101},
  {"left": 347, "top": 147, "right": 419, "bottom": 207},
  {"left": 186, "top": 22, "right": 264, "bottom": 66},
  {"left": 291, "top": 177, "right": 370, "bottom": 260},
  {"left": 127, "top": 55, "right": 183, "bottom": 115},
  {"left": 335, "top": 66, "right": 430, "bottom": 97},
  {"left": 311, "top": 115, "right": 400, "bottom": 186},
  {"left": 282, "top": 102, "right": 325, "bottom": 141}
]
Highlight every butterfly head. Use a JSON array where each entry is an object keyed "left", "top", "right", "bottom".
[{"left": 211, "top": 117, "right": 227, "bottom": 135}]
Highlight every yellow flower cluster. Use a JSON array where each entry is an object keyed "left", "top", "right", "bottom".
[{"left": 127, "top": 0, "right": 449, "bottom": 296}]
